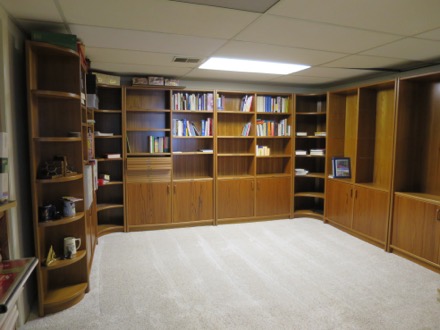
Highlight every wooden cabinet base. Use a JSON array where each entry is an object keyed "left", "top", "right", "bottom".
[{"left": 43, "top": 283, "right": 88, "bottom": 316}]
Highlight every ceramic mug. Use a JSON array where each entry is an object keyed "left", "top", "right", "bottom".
[{"left": 64, "top": 237, "right": 81, "bottom": 256}]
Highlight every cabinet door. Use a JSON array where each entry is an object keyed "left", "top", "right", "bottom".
[
  {"left": 173, "top": 180, "right": 213, "bottom": 223},
  {"left": 352, "top": 187, "right": 389, "bottom": 243},
  {"left": 217, "top": 179, "right": 254, "bottom": 219},
  {"left": 325, "top": 179, "right": 353, "bottom": 228},
  {"left": 256, "top": 177, "right": 291, "bottom": 216},
  {"left": 392, "top": 195, "right": 440, "bottom": 264},
  {"left": 126, "top": 182, "right": 171, "bottom": 225}
]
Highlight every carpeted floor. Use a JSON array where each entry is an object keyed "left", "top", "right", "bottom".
[{"left": 22, "top": 218, "right": 440, "bottom": 329}]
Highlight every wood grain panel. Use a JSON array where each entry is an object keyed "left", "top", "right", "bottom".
[
  {"left": 217, "top": 179, "right": 254, "bottom": 219},
  {"left": 173, "top": 180, "right": 213, "bottom": 223},
  {"left": 256, "top": 176, "right": 291, "bottom": 216},
  {"left": 325, "top": 179, "right": 353, "bottom": 228}
]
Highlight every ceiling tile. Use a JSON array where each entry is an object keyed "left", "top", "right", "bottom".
[
  {"left": 213, "top": 40, "right": 346, "bottom": 66},
  {"left": 268, "top": 0, "right": 440, "bottom": 36},
  {"left": 0, "top": 0, "right": 62, "bottom": 21},
  {"left": 270, "top": 74, "right": 340, "bottom": 85},
  {"left": 362, "top": 38, "right": 440, "bottom": 62},
  {"left": 296, "top": 66, "right": 372, "bottom": 79},
  {"left": 70, "top": 25, "right": 226, "bottom": 56},
  {"left": 86, "top": 47, "right": 201, "bottom": 67},
  {"left": 183, "top": 68, "right": 278, "bottom": 82},
  {"left": 235, "top": 15, "right": 401, "bottom": 53},
  {"left": 58, "top": 0, "right": 259, "bottom": 39},
  {"left": 16, "top": 19, "right": 69, "bottom": 34},
  {"left": 322, "top": 54, "right": 411, "bottom": 70},
  {"left": 91, "top": 62, "right": 192, "bottom": 77},
  {"left": 170, "top": 0, "right": 279, "bottom": 13},
  {"left": 415, "top": 28, "right": 440, "bottom": 41}
]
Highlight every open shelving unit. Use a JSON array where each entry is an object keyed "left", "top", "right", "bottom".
[
  {"left": 26, "top": 40, "right": 89, "bottom": 316},
  {"left": 94, "top": 85, "right": 124, "bottom": 236},
  {"left": 293, "top": 94, "right": 327, "bottom": 219}
]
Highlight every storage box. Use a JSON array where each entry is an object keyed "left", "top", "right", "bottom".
[
  {"left": 148, "top": 76, "right": 164, "bottom": 86},
  {"left": 132, "top": 77, "right": 149, "bottom": 86},
  {"left": 165, "top": 78, "right": 180, "bottom": 86},
  {"left": 95, "top": 73, "right": 120, "bottom": 86},
  {"left": 31, "top": 31, "right": 77, "bottom": 51},
  {"left": 87, "top": 94, "right": 99, "bottom": 109}
]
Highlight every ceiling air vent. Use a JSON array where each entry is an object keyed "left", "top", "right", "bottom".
[{"left": 173, "top": 57, "right": 201, "bottom": 64}]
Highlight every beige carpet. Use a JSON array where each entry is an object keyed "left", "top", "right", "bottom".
[{"left": 22, "top": 218, "right": 440, "bottom": 329}]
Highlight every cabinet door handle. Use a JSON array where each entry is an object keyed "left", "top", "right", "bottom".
[
  {"left": 436, "top": 208, "right": 440, "bottom": 221},
  {"left": 355, "top": 189, "right": 358, "bottom": 199}
]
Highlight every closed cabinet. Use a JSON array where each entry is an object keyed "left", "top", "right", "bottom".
[
  {"left": 391, "top": 194, "right": 440, "bottom": 265},
  {"left": 326, "top": 180, "right": 389, "bottom": 244},
  {"left": 217, "top": 179, "right": 254, "bottom": 220},
  {"left": 173, "top": 180, "right": 214, "bottom": 223},
  {"left": 256, "top": 176, "right": 291, "bottom": 217},
  {"left": 126, "top": 182, "right": 172, "bottom": 226},
  {"left": 325, "top": 179, "right": 353, "bottom": 228},
  {"left": 352, "top": 186, "right": 389, "bottom": 242}
]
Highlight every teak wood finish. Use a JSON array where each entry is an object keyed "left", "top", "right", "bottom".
[{"left": 26, "top": 41, "right": 94, "bottom": 316}]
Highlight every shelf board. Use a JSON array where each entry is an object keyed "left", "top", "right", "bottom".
[
  {"left": 295, "top": 192, "right": 325, "bottom": 199},
  {"left": 34, "top": 137, "right": 82, "bottom": 142},
  {"left": 128, "top": 85, "right": 185, "bottom": 90},
  {"left": 217, "top": 153, "right": 254, "bottom": 157},
  {"left": 127, "top": 152, "right": 171, "bottom": 157},
  {"left": 294, "top": 209, "right": 324, "bottom": 218},
  {"left": 295, "top": 112, "right": 326, "bottom": 116},
  {"left": 218, "top": 175, "right": 254, "bottom": 180},
  {"left": 295, "top": 155, "right": 326, "bottom": 158},
  {"left": 295, "top": 172, "right": 326, "bottom": 179},
  {"left": 217, "top": 136, "right": 254, "bottom": 139},
  {"left": 172, "top": 136, "right": 213, "bottom": 139},
  {"left": 256, "top": 155, "right": 291, "bottom": 159},
  {"left": 42, "top": 250, "right": 86, "bottom": 271},
  {"left": 97, "top": 203, "right": 124, "bottom": 212},
  {"left": 173, "top": 152, "right": 213, "bottom": 155},
  {"left": 394, "top": 192, "right": 440, "bottom": 204},
  {"left": 99, "top": 181, "right": 123, "bottom": 186},
  {"left": 126, "top": 108, "right": 170, "bottom": 113},
  {"left": 44, "top": 283, "right": 88, "bottom": 310},
  {"left": 94, "top": 135, "right": 123, "bottom": 139},
  {"left": 30, "top": 40, "right": 79, "bottom": 57},
  {"left": 217, "top": 110, "right": 254, "bottom": 115},
  {"left": 94, "top": 109, "right": 122, "bottom": 113},
  {"left": 172, "top": 110, "right": 214, "bottom": 113},
  {"left": 256, "top": 135, "right": 291, "bottom": 139},
  {"left": 0, "top": 200, "right": 16, "bottom": 213},
  {"left": 36, "top": 174, "right": 83, "bottom": 184},
  {"left": 97, "top": 158, "right": 123, "bottom": 162},
  {"left": 255, "top": 111, "right": 291, "bottom": 115},
  {"left": 32, "top": 90, "right": 80, "bottom": 100},
  {"left": 127, "top": 128, "right": 170, "bottom": 132},
  {"left": 256, "top": 173, "right": 291, "bottom": 178},
  {"left": 98, "top": 224, "right": 124, "bottom": 236},
  {"left": 39, "top": 212, "right": 85, "bottom": 228},
  {"left": 173, "top": 177, "right": 214, "bottom": 182},
  {"left": 295, "top": 136, "right": 326, "bottom": 139}
]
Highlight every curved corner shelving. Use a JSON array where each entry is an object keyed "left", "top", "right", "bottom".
[
  {"left": 42, "top": 250, "right": 87, "bottom": 271},
  {"left": 38, "top": 212, "right": 85, "bottom": 228},
  {"left": 36, "top": 174, "right": 83, "bottom": 184}
]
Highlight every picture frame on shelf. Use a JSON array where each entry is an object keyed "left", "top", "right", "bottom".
[{"left": 332, "top": 157, "right": 351, "bottom": 178}]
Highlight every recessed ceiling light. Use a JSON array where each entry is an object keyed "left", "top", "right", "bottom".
[{"left": 199, "top": 57, "right": 310, "bottom": 75}]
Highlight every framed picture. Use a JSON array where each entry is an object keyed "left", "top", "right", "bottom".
[{"left": 332, "top": 157, "right": 351, "bottom": 178}]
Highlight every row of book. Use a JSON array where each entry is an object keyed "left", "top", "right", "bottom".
[
  {"left": 172, "top": 92, "right": 214, "bottom": 111},
  {"left": 145, "top": 136, "right": 170, "bottom": 153},
  {"left": 256, "top": 96, "right": 289, "bottom": 113},
  {"left": 256, "top": 118, "right": 291, "bottom": 137},
  {"left": 217, "top": 94, "right": 253, "bottom": 112},
  {"left": 172, "top": 118, "right": 212, "bottom": 137},
  {"left": 241, "top": 122, "right": 252, "bottom": 136},
  {"left": 295, "top": 149, "right": 325, "bottom": 156},
  {"left": 256, "top": 145, "right": 271, "bottom": 156}
]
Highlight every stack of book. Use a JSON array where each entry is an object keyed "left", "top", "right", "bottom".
[
  {"left": 314, "top": 132, "right": 326, "bottom": 137},
  {"left": 310, "top": 149, "right": 325, "bottom": 156},
  {"left": 295, "top": 168, "right": 309, "bottom": 176},
  {"left": 296, "top": 132, "right": 307, "bottom": 136},
  {"left": 256, "top": 145, "right": 270, "bottom": 156},
  {"left": 295, "top": 150, "right": 307, "bottom": 155}
]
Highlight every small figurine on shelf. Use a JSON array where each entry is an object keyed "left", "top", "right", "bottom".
[
  {"left": 44, "top": 245, "right": 57, "bottom": 266},
  {"left": 37, "top": 155, "right": 77, "bottom": 179}
]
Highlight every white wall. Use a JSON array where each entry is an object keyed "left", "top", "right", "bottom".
[{"left": 0, "top": 5, "right": 35, "bottom": 326}]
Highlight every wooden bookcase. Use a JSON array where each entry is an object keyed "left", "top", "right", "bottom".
[
  {"left": 216, "top": 91, "right": 256, "bottom": 223},
  {"left": 94, "top": 85, "right": 125, "bottom": 236},
  {"left": 255, "top": 93, "right": 292, "bottom": 218},
  {"left": 325, "top": 81, "right": 396, "bottom": 248},
  {"left": 390, "top": 73, "right": 440, "bottom": 269},
  {"left": 124, "top": 87, "right": 172, "bottom": 230},
  {"left": 293, "top": 94, "right": 327, "bottom": 219},
  {"left": 26, "top": 41, "right": 89, "bottom": 316},
  {"left": 171, "top": 91, "right": 215, "bottom": 225}
]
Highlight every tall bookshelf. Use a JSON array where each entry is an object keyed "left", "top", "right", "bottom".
[
  {"left": 94, "top": 85, "right": 125, "bottom": 236},
  {"left": 216, "top": 91, "right": 256, "bottom": 223},
  {"left": 293, "top": 94, "right": 327, "bottom": 219},
  {"left": 255, "top": 93, "right": 292, "bottom": 218},
  {"left": 171, "top": 91, "right": 215, "bottom": 224},
  {"left": 26, "top": 41, "right": 89, "bottom": 315},
  {"left": 124, "top": 87, "right": 172, "bottom": 230},
  {"left": 390, "top": 73, "right": 440, "bottom": 269}
]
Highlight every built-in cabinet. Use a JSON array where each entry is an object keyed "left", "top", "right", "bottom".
[
  {"left": 389, "top": 72, "right": 440, "bottom": 269},
  {"left": 26, "top": 41, "right": 91, "bottom": 315},
  {"left": 94, "top": 85, "right": 125, "bottom": 236},
  {"left": 325, "top": 81, "right": 396, "bottom": 248},
  {"left": 293, "top": 94, "right": 327, "bottom": 219}
]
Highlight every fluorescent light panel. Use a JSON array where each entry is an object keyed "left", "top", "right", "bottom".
[{"left": 199, "top": 57, "right": 310, "bottom": 75}]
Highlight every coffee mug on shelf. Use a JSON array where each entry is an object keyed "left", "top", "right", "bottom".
[{"left": 63, "top": 237, "right": 81, "bottom": 257}]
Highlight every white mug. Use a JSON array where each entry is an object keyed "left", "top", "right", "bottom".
[{"left": 64, "top": 237, "right": 81, "bottom": 256}]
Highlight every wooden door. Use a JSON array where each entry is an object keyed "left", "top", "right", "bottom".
[
  {"left": 173, "top": 180, "right": 214, "bottom": 223},
  {"left": 325, "top": 179, "right": 353, "bottom": 228},
  {"left": 126, "top": 182, "right": 171, "bottom": 226},
  {"left": 352, "top": 186, "right": 389, "bottom": 243},
  {"left": 392, "top": 194, "right": 440, "bottom": 264},
  {"left": 217, "top": 179, "right": 254, "bottom": 220},
  {"left": 256, "top": 176, "right": 291, "bottom": 216}
]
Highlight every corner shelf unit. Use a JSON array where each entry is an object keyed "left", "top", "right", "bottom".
[
  {"left": 26, "top": 41, "right": 89, "bottom": 316},
  {"left": 94, "top": 85, "right": 125, "bottom": 236},
  {"left": 293, "top": 94, "right": 327, "bottom": 219}
]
